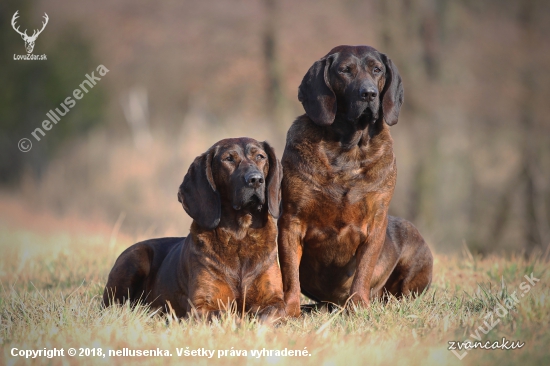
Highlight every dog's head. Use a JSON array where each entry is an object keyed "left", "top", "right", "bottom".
[
  {"left": 177, "top": 138, "right": 282, "bottom": 230},
  {"left": 298, "top": 45, "right": 403, "bottom": 128}
]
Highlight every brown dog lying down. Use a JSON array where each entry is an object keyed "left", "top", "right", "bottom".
[
  {"left": 278, "top": 45, "right": 433, "bottom": 316},
  {"left": 103, "top": 138, "right": 285, "bottom": 319}
]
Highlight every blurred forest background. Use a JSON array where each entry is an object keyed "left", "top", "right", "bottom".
[{"left": 1, "top": 0, "right": 549, "bottom": 254}]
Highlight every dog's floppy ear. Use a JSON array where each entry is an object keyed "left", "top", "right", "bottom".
[
  {"left": 178, "top": 147, "right": 221, "bottom": 229},
  {"left": 379, "top": 54, "right": 404, "bottom": 126},
  {"left": 263, "top": 141, "right": 282, "bottom": 218},
  {"left": 298, "top": 54, "right": 337, "bottom": 126}
]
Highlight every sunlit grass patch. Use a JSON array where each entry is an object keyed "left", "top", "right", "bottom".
[{"left": 1, "top": 227, "right": 549, "bottom": 365}]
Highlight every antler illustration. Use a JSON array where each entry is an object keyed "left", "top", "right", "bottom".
[
  {"left": 11, "top": 11, "right": 49, "bottom": 54},
  {"left": 11, "top": 11, "right": 27, "bottom": 38},
  {"left": 33, "top": 13, "right": 49, "bottom": 39}
]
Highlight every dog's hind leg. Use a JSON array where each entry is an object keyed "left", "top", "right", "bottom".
[
  {"left": 399, "top": 242, "right": 433, "bottom": 297},
  {"left": 381, "top": 216, "right": 433, "bottom": 299},
  {"left": 103, "top": 244, "right": 154, "bottom": 307}
]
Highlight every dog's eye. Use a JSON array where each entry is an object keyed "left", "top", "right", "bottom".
[
  {"left": 339, "top": 66, "right": 352, "bottom": 74},
  {"left": 256, "top": 154, "right": 266, "bottom": 161},
  {"left": 224, "top": 155, "right": 234, "bottom": 162},
  {"left": 373, "top": 67, "right": 382, "bottom": 74}
]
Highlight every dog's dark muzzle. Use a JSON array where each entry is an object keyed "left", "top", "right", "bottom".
[
  {"left": 232, "top": 168, "right": 266, "bottom": 210},
  {"left": 359, "top": 85, "right": 378, "bottom": 102},
  {"left": 245, "top": 170, "right": 265, "bottom": 189},
  {"left": 345, "top": 81, "right": 379, "bottom": 123}
]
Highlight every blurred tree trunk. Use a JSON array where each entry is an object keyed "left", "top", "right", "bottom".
[
  {"left": 263, "top": 0, "right": 285, "bottom": 128},
  {"left": 420, "top": 0, "right": 440, "bottom": 80},
  {"left": 518, "top": 0, "right": 548, "bottom": 253},
  {"left": 490, "top": 176, "right": 518, "bottom": 248},
  {"left": 409, "top": 0, "right": 446, "bottom": 230}
]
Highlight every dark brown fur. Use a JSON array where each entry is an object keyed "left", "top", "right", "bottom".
[
  {"left": 278, "top": 45, "right": 433, "bottom": 316},
  {"left": 103, "top": 138, "right": 285, "bottom": 319}
]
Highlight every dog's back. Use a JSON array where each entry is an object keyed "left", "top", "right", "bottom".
[{"left": 103, "top": 237, "right": 184, "bottom": 307}]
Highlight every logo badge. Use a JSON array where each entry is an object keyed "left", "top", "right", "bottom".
[{"left": 12, "top": 10, "right": 48, "bottom": 60}]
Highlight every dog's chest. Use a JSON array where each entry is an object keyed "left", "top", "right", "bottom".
[
  {"left": 303, "top": 220, "right": 367, "bottom": 268},
  {"left": 197, "top": 227, "right": 276, "bottom": 281},
  {"left": 308, "top": 160, "right": 372, "bottom": 206},
  {"left": 300, "top": 164, "right": 385, "bottom": 266},
  {"left": 304, "top": 181, "right": 370, "bottom": 243}
]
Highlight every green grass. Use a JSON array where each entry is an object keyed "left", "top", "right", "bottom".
[{"left": 1, "top": 227, "right": 549, "bottom": 365}]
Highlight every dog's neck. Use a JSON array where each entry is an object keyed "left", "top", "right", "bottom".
[
  {"left": 196, "top": 204, "right": 267, "bottom": 242},
  {"left": 224, "top": 204, "right": 264, "bottom": 227},
  {"left": 328, "top": 114, "right": 385, "bottom": 150},
  {"left": 190, "top": 207, "right": 275, "bottom": 254}
]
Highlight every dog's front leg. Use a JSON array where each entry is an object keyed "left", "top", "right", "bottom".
[
  {"left": 277, "top": 215, "right": 304, "bottom": 317},
  {"left": 349, "top": 210, "right": 389, "bottom": 308},
  {"left": 186, "top": 276, "right": 235, "bottom": 320}
]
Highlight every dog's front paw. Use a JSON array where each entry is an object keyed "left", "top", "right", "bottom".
[
  {"left": 347, "top": 293, "right": 370, "bottom": 310},
  {"left": 256, "top": 303, "right": 285, "bottom": 324},
  {"left": 284, "top": 294, "right": 301, "bottom": 318}
]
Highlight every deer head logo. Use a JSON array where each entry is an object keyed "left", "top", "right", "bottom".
[{"left": 11, "top": 11, "right": 49, "bottom": 54}]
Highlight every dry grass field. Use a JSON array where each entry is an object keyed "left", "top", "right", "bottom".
[
  {"left": 2, "top": 1, "right": 549, "bottom": 365},
  {"left": 1, "top": 224, "right": 549, "bottom": 366}
]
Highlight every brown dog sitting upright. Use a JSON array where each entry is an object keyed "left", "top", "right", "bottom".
[
  {"left": 103, "top": 138, "right": 285, "bottom": 319},
  {"left": 278, "top": 45, "right": 433, "bottom": 317}
]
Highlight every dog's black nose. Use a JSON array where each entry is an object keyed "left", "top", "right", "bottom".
[
  {"left": 245, "top": 172, "right": 264, "bottom": 188},
  {"left": 360, "top": 86, "right": 377, "bottom": 101}
]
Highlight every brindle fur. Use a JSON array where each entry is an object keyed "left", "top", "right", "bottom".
[
  {"left": 103, "top": 138, "right": 285, "bottom": 320},
  {"left": 278, "top": 45, "right": 433, "bottom": 316}
]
